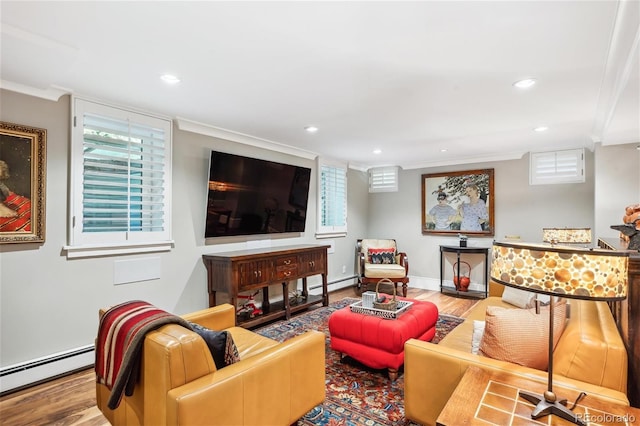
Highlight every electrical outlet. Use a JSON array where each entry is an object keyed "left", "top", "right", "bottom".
[{"left": 342, "top": 264, "right": 346, "bottom": 274}]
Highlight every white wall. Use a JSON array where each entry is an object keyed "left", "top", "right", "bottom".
[
  {"left": 0, "top": 90, "right": 363, "bottom": 374},
  {"left": 366, "top": 152, "right": 596, "bottom": 289},
  {"left": 595, "top": 142, "right": 640, "bottom": 238},
  {"left": 1, "top": 88, "right": 637, "bottom": 386}
]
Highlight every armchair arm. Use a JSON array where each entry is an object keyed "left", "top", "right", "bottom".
[
  {"left": 358, "top": 251, "right": 366, "bottom": 276},
  {"left": 166, "top": 330, "right": 325, "bottom": 426},
  {"left": 397, "top": 252, "right": 409, "bottom": 275},
  {"left": 404, "top": 339, "right": 629, "bottom": 426},
  {"left": 181, "top": 303, "right": 236, "bottom": 330}
]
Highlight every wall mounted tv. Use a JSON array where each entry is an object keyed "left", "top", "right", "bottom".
[{"left": 205, "top": 151, "right": 311, "bottom": 238}]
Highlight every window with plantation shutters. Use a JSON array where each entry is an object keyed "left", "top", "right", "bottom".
[
  {"left": 368, "top": 166, "right": 398, "bottom": 192},
  {"left": 317, "top": 159, "right": 347, "bottom": 237},
  {"left": 66, "top": 98, "right": 173, "bottom": 258},
  {"left": 529, "top": 148, "right": 585, "bottom": 185}
]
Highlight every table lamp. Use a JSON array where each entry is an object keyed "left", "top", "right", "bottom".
[{"left": 490, "top": 241, "right": 628, "bottom": 425}]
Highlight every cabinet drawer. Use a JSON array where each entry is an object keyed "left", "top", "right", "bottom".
[
  {"left": 276, "top": 266, "right": 298, "bottom": 280},
  {"left": 276, "top": 255, "right": 297, "bottom": 267}
]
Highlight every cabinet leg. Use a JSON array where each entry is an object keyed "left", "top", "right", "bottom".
[
  {"left": 283, "top": 282, "right": 291, "bottom": 319},
  {"left": 262, "top": 287, "right": 270, "bottom": 312},
  {"left": 322, "top": 274, "right": 329, "bottom": 306}
]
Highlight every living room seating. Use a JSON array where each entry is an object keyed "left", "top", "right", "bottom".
[
  {"left": 95, "top": 303, "right": 325, "bottom": 426},
  {"left": 356, "top": 238, "right": 409, "bottom": 297},
  {"left": 404, "top": 282, "right": 629, "bottom": 426}
]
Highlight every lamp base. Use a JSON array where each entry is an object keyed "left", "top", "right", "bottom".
[{"left": 519, "top": 390, "right": 586, "bottom": 426}]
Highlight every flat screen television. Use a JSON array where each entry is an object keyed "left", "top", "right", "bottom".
[{"left": 205, "top": 151, "right": 311, "bottom": 238}]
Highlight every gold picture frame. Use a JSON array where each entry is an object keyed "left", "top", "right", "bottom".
[
  {"left": 0, "top": 121, "right": 46, "bottom": 243},
  {"left": 422, "top": 168, "right": 494, "bottom": 236}
]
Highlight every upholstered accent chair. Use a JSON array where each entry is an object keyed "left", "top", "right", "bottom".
[{"left": 357, "top": 238, "right": 409, "bottom": 297}]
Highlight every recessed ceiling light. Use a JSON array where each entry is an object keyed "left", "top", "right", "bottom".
[
  {"left": 161, "top": 74, "right": 181, "bottom": 84},
  {"left": 440, "top": 149, "right": 448, "bottom": 153},
  {"left": 513, "top": 78, "right": 536, "bottom": 89},
  {"left": 373, "top": 149, "right": 382, "bottom": 154},
  {"left": 304, "top": 126, "right": 318, "bottom": 133},
  {"left": 533, "top": 126, "right": 548, "bottom": 132}
]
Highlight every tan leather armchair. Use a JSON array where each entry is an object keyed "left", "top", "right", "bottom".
[
  {"left": 357, "top": 238, "right": 409, "bottom": 297},
  {"left": 96, "top": 303, "right": 325, "bottom": 425}
]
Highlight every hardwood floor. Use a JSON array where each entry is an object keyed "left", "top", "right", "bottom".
[{"left": 0, "top": 287, "right": 477, "bottom": 426}]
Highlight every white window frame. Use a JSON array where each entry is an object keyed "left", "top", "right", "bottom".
[
  {"left": 529, "top": 148, "right": 585, "bottom": 185},
  {"left": 368, "top": 166, "right": 399, "bottom": 192},
  {"left": 316, "top": 157, "right": 347, "bottom": 238},
  {"left": 65, "top": 97, "right": 173, "bottom": 258}
]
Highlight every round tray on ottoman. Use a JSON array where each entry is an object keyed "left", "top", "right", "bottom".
[{"left": 328, "top": 298, "right": 439, "bottom": 380}]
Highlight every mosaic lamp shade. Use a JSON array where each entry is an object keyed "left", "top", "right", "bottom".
[
  {"left": 542, "top": 227, "right": 592, "bottom": 244},
  {"left": 490, "top": 241, "right": 628, "bottom": 425},
  {"left": 491, "top": 241, "right": 627, "bottom": 301}
]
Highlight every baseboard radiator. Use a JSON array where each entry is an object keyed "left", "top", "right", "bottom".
[
  {"left": 310, "top": 274, "right": 359, "bottom": 292},
  {"left": 0, "top": 344, "right": 94, "bottom": 395}
]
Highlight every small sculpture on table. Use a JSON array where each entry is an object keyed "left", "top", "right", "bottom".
[{"left": 611, "top": 203, "right": 640, "bottom": 251}]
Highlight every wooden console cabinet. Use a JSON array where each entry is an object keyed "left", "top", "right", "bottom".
[
  {"left": 598, "top": 237, "right": 640, "bottom": 408},
  {"left": 202, "top": 244, "right": 329, "bottom": 329}
]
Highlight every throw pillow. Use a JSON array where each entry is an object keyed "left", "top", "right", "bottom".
[
  {"left": 471, "top": 320, "right": 485, "bottom": 355},
  {"left": 188, "top": 322, "right": 240, "bottom": 369},
  {"left": 478, "top": 299, "right": 567, "bottom": 370},
  {"left": 368, "top": 247, "right": 396, "bottom": 264},
  {"left": 501, "top": 286, "right": 535, "bottom": 309}
]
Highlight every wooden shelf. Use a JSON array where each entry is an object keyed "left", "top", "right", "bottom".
[
  {"left": 439, "top": 245, "right": 489, "bottom": 299},
  {"left": 441, "top": 286, "right": 487, "bottom": 299},
  {"left": 202, "top": 244, "right": 329, "bottom": 328}
]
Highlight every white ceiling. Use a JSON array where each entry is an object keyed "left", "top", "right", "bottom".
[{"left": 1, "top": 1, "right": 639, "bottom": 169}]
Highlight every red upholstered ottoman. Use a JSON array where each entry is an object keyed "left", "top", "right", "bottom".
[{"left": 328, "top": 298, "right": 438, "bottom": 380}]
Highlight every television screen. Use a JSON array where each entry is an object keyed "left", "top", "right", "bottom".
[{"left": 205, "top": 151, "right": 311, "bottom": 238}]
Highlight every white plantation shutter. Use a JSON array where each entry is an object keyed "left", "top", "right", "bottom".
[
  {"left": 369, "top": 166, "right": 398, "bottom": 192},
  {"left": 317, "top": 160, "right": 347, "bottom": 236},
  {"left": 67, "top": 98, "right": 172, "bottom": 258},
  {"left": 530, "top": 149, "right": 585, "bottom": 185}
]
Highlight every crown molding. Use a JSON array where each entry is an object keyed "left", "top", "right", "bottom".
[
  {"left": 0, "top": 80, "right": 69, "bottom": 101},
  {"left": 400, "top": 151, "right": 526, "bottom": 170},
  {"left": 592, "top": 0, "right": 640, "bottom": 145},
  {"left": 175, "top": 117, "right": 318, "bottom": 160}
]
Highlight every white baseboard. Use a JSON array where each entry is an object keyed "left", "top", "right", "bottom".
[{"left": 0, "top": 345, "right": 94, "bottom": 394}]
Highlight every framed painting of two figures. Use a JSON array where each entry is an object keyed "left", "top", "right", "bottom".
[{"left": 422, "top": 168, "right": 494, "bottom": 236}]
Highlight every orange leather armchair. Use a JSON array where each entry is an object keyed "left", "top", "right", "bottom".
[{"left": 96, "top": 303, "right": 325, "bottom": 425}]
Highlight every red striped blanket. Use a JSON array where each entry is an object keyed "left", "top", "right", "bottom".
[{"left": 95, "top": 300, "right": 193, "bottom": 410}]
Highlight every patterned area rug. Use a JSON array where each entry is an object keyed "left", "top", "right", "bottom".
[{"left": 255, "top": 297, "right": 464, "bottom": 426}]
